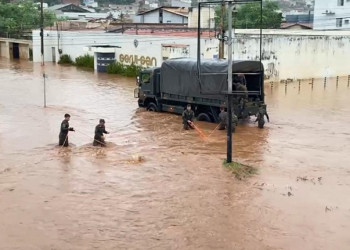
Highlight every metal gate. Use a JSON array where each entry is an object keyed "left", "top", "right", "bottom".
[{"left": 96, "top": 52, "right": 115, "bottom": 72}]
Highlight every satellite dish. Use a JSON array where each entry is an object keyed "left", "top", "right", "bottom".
[{"left": 134, "top": 39, "right": 139, "bottom": 48}]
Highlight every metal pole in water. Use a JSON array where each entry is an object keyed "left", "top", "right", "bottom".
[
  {"left": 227, "top": 1, "right": 233, "bottom": 163},
  {"left": 324, "top": 77, "right": 327, "bottom": 89},
  {"left": 285, "top": 81, "right": 287, "bottom": 95},
  {"left": 336, "top": 76, "right": 339, "bottom": 88},
  {"left": 43, "top": 74, "right": 47, "bottom": 108},
  {"left": 348, "top": 75, "right": 350, "bottom": 87},
  {"left": 40, "top": 0, "right": 44, "bottom": 66}
]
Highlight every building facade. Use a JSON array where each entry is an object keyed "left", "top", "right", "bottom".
[
  {"left": 135, "top": 7, "right": 188, "bottom": 24},
  {"left": 32, "top": 29, "right": 350, "bottom": 80},
  {"left": 314, "top": 0, "right": 350, "bottom": 30}
]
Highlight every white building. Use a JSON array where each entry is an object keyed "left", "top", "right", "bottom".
[
  {"left": 134, "top": 7, "right": 189, "bottom": 24},
  {"left": 313, "top": 0, "right": 350, "bottom": 30}
]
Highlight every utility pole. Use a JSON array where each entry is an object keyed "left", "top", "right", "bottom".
[
  {"left": 226, "top": 1, "right": 233, "bottom": 163},
  {"left": 43, "top": 74, "right": 47, "bottom": 108},
  {"left": 218, "top": 1, "right": 225, "bottom": 59},
  {"left": 40, "top": 0, "right": 44, "bottom": 66}
]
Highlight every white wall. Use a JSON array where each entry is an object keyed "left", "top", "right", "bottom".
[
  {"left": 163, "top": 11, "right": 187, "bottom": 24},
  {"left": 33, "top": 29, "right": 350, "bottom": 80},
  {"left": 142, "top": 10, "right": 160, "bottom": 23},
  {"left": 314, "top": 0, "right": 350, "bottom": 30},
  {"left": 222, "top": 29, "right": 350, "bottom": 80},
  {"left": 32, "top": 30, "right": 216, "bottom": 67}
]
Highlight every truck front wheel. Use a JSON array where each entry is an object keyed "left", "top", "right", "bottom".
[
  {"left": 147, "top": 102, "right": 158, "bottom": 112},
  {"left": 197, "top": 113, "right": 211, "bottom": 122}
]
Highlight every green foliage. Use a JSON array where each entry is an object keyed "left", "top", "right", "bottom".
[
  {"left": 0, "top": 1, "right": 57, "bottom": 36},
  {"left": 223, "top": 160, "right": 257, "bottom": 180},
  {"left": 107, "top": 62, "right": 143, "bottom": 77},
  {"left": 75, "top": 54, "right": 94, "bottom": 69},
  {"left": 58, "top": 54, "right": 73, "bottom": 64},
  {"left": 215, "top": 1, "right": 282, "bottom": 29}
]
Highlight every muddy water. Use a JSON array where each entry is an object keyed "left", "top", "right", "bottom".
[{"left": 0, "top": 59, "right": 349, "bottom": 250}]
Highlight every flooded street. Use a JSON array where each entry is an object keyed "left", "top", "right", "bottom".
[{"left": 0, "top": 59, "right": 350, "bottom": 250}]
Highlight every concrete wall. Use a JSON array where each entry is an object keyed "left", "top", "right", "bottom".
[
  {"left": 217, "top": 29, "right": 350, "bottom": 80},
  {"left": 314, "top": 0, "right": 350, "bottom": 30},
  {"left": 0, "top": 41, "right": 9, "bottom": 58},
  {"left": 32, "top": 30, "right": 216, "bottom": 67},
  {"left": 32, "top": 29, "right": 350, "bottom": 80},
  {"left": 19, "top": 44, "right": 30, "bottom": 60}
]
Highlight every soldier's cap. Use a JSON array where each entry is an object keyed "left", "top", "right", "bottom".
[
  {"left": 64, "top": 113, "right": 71, "bottom": 118},
  {"left": 99, "top": 119, "right": 105, "bottom": 123},
  {"left": 187, "top": 104, "right": 191, "bottom": 107}
]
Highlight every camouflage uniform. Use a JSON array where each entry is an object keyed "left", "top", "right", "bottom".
[
  {"left": 218, "top": 110, "right": 238, "bottom": 133},
  {"left": 93, "top": 124, "right": 109, "bottom": 146},
  {"left": 182, "top": 109, "right": 194, "bottom": 130},
  {"left": 233, "top": 74, "right": 248, "bottom": 99},
  {"left": 255, "top": 106, "right": 270, "bottom": 128},
  {"left": 59, "top": 120, "right": 74, "bottom": 147}
]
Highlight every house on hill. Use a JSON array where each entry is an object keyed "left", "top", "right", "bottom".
[{"left": 134, "top": 6, "right": 189, "bottom": 24}]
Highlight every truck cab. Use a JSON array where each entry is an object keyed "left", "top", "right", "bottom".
[{"left": 136, "top": 67, "right": 161, "bottom": 110}]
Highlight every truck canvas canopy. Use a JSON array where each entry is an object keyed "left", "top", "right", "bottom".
[{"left": 160, "top": 58, "right": 264, "bottom": 99}]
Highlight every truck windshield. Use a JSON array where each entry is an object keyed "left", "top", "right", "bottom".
[{"left": 141, "top": 73, "right": 150, "bottom": 84}]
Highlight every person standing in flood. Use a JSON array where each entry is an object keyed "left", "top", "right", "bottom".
[
  {"left": 218, "top": 106, "right": 238, "bottom": 133},
  {"left": 182, "top": 104, "right": 195, "bottom": 130},
  {"left": 255, "top": 104, "right": 270, "bottom": 128},
  {"left": 59, "top": 113, "right": 75, "bottom": 147},
  {"left": 93, "top": 119, "right": 109, "bottom": 146}
]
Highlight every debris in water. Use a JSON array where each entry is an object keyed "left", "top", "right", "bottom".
[
  {"left": 0, "top": 168, "right": 11, "bottom": 174},
  {"left": 132, "top": 155, "right": 144, "bottom": 163},
  {"left": 287, "top": 191, "right": 293, "bottom": 197},
  {"left": 297, "top": 176, "right": 323, "bottom": 185}
]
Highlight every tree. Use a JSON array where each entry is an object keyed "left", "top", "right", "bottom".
[
  {"left": 214, "top": 1, "right": 282, "bottom": 29},
  {"left": 0, "top": 1, "right": 56, "bottom": 36}
]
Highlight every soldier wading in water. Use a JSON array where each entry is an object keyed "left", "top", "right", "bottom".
[
  {"left": 182, "top": 104, "right": 195, "bottom": 130},
  {"left": 93, "top": 119, "right": 109, "bottom": 146},
  {"left": 59, "top": 113, "right": 75, "bottom": 147},
  {"left": 218, "top": 106, "right": 238, "bottom": 133},
  {"left": 255, "top": 104, "right": 270, "bottom": 128}
]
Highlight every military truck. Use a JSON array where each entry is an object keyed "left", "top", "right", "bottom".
[{"left": 134, "top": 58, "right": 267, "bottom": 128}]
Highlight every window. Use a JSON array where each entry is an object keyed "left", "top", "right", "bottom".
[
  {"left": 338, "top": 0, "right": 344, "bottom": 6},
  {"left": 141, "top": 73, "right": 151, "bottom": 84},
  {"left": 345, "top": 20, "right": 350, "bottom": 25},
  {"left": 336, "top": 18, "right": 343, "bottom": 27}
]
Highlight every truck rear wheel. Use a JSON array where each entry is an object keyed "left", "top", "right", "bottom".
[
  {"left": 197, "top": 113, "right": 211, "bottom": 122},
  {"left": 147, "top": 102, "right": 158, "bottom": 112}
]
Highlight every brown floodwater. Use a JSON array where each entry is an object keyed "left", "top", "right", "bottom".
[{"left": 0, "top": 59, "right": 349, "bottom": 250}]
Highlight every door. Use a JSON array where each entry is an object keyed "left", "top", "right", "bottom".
[
  {"left": 52, "top": 47, "right": 56, "bottom": 62},
  {"left": 12, "top": 43, "right": 19, "bottom": 59}
]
